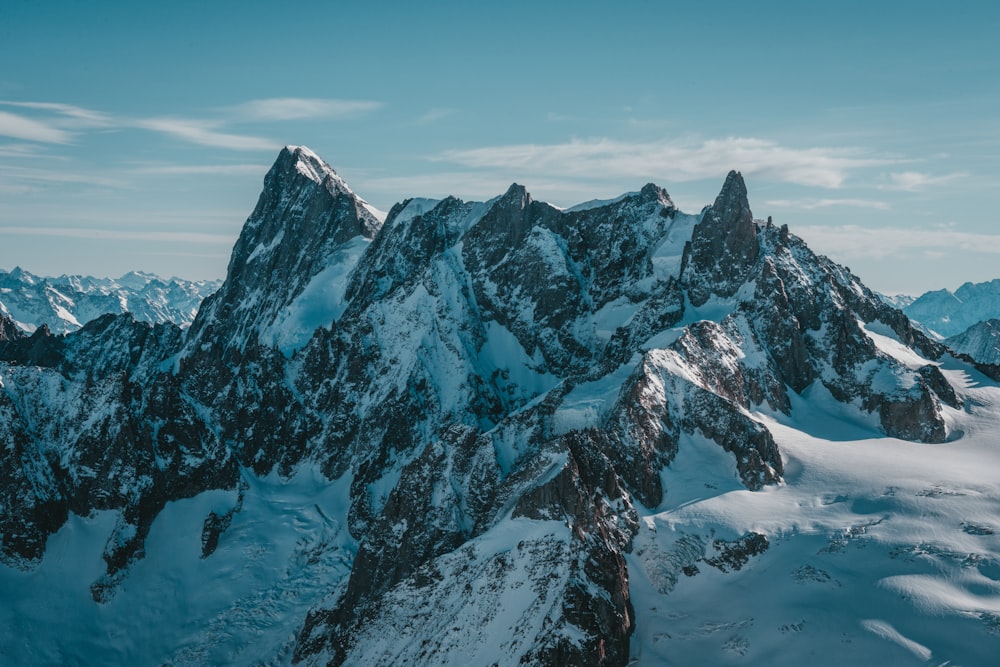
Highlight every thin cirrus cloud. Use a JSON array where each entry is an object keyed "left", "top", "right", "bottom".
[
  {"left": 796, "top": 224, "right": 1000, "bottom": 260},
  {"left": 0, "top": 101, "right": 114, "bottom": 128},
  {"left": 410, "top": 108, "right": 457, "bottom": 125},
  {"left": 764, "top": 198, "right": 891, "bottom": 211},
  {"left": 131, "top": 163, "right": 269, "bottom": 176},
  {"left": 0, "top": 143, "right": 59, "bottom": 158},
  {"left": 131, "top": 117, "right": 279, "bottom": 152},
  {"left": 878, "top": 171, "right": 968, "bottom": 192},
  {"left": 227, "top": 97, "right": 382, "bottom": 121},
  {"left": 0, "top": 225, "right": 234, "bottom": 244},
  {"left": 436, "top": 137, "right": 900, "bottom": 189},
  {"left": 0, "top": 101, "right": 276, "bottom": 151},
  {"left": 0, "top": 109, "right": 73, "bottom": 144},
  {"left": 0, "top": 97, "right": 382, "bottom": 152},
  {"left": 0, "top": 164, "right": 126, "bottom": 188}
]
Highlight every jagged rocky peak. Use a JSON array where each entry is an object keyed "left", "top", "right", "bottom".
[
  {"left": 683, "top": 169, "right": 759, "bottom": 306},
  {"left": 463, "top": 183, "right": 539, "bottom": 267},
  {"left": 0, "top": 267, "right": 219, "bottom": 334},
  {"left": 0, "top": 315, "right": 22, "bottom": 342},
  {"left": 638, "top": 181, "right": 675, "bottom": 210},
  {"left": 242, "top": 144, "right": 382, "bottom": 247},
  {"left": 185, "top": 146, "right": 384, "bottom": 355}
]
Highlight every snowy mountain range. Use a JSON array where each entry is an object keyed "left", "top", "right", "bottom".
[
  {"left": 2, "top": 146, "right": 999, "bottom": 666},
  {"left": 0, "top": 267, "right": 221, "bottom": 334},
  {"left": 884, "top": 279, "right": 1000, "bottom": 340}
]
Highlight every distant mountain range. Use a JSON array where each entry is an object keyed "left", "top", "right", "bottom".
[
  {"left": 882, "top": 279, "right": 1000, "bottom": 339},
  {"left": 877, "top": 280, "right": 1000, "bottom": 366},
  {"left": 0, "top": 267, "right": 221, "bottom": 333}
]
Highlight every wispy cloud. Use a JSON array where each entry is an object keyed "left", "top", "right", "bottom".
[
  {"left": 796, "top": 224, "right": 1000, "bottom": 260},
  {"left": 131, "top": 163, "right": 268, "bottom": 176},
  {"left": 764, "top": 198, "right": 891, "bottom": 211},
  {"left": 228, "top": 97, "right": 382, "bottom": 121},
  {"left": 436, "top": 136, "right": 900, "bottom": 189},
  {"left": 0, "top": 101, "right": 113, "bottom": 128},
  {"left": 0, "top": 100, "right": 274, "bottom": 152},
  {"left": 0, "top": 143, "right": 62, "bottom": 158},
  {"left": 0, "top": 99, "right": 346, "bottom": 152},
  {"left": 410, "top": 108, "right": 457, "bottom": 125},
  {"left": 878, "top": 171, "right": 968, "bottom": 192},
  {"left": 0, "top": 164, "right": 126, "bottom": 188},
  {"left": 132, "top": 117, "right": 278, "bottom": 151},
  {"left": 0, "top": 109, "right": 72, "bottom": 143},
  {"left": 0, "top": 225, "right": 234, "bottom": 244},
  {"left": 0, "top": 183, "right": 38, "bottom": 195},
  {"left": 356, "top": 170, "right": 530, "bottom": 203}
]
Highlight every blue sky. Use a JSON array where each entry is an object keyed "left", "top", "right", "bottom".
[{"left": 1, "top": 0, "right": 997, "bottom": 295}]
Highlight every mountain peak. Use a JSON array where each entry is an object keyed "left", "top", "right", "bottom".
[
  {"left": 713, "top": 170, "right": 751, "bottom": 221},
  {"left": 500, "top": 182, "right": 531, "bottom": 207},
  {"left": 183, "top": 147, "right": 383, "bottom": 357},
  {"left": 682, "top": 170, "right": 759, "bottom": 306},
  {"left": 280, "top": 145, "right": 340, "bottom": 186},
  {"left": 265, "top": 145, "right": 361, "bottom": 207},
  {"left": 639, "top": 182, "right": 675, "bottom": 211},
  {"left": 0, "top": 313, "right": 23, "bottom": 342}
]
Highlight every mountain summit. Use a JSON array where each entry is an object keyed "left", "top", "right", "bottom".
[
  {"left": 185, "top": 145, "right": 383, "bottom": 357},
  {"left": 1, "top": 148, "right": 997, "bottom": 666}
]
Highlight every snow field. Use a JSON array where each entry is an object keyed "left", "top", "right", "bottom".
[
  {"left": 0, "top": 466, "right": 356, "bottom": 666},
  {"left": 629, "top": 364, "right": 1000, "bottom": 665}
]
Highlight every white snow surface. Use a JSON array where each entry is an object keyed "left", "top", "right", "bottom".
[
  {"left": 287, "top": 145, "right": 340, "bottom": 186},
  {"left": 259, "top": 235, "right": 371, "bottom": 355},
  {"left": 628, "top": 360, "right": 1000, "bottom": 666},
  {"left": 0, "top": 465, "right": 356, "bottom": 666},
  {"left": 339, "top": 517, "right": 577, "bottom": 667}
]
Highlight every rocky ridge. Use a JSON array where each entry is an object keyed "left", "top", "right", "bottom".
[
  {"left": 947, "top": 318, "right": 1000, "bottom": 366},
  {"left": 0, "top": 146, "right": 971, "bottom": 665}
]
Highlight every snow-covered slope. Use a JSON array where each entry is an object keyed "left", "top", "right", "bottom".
[
  {"left": 0, "top": 267, "right": 220, "bottom": 333},
  {"left": 630, "top": 364, "right": 1000, "bottom": 665},
  {"left": 1, "top": 146, "right": 997, "bottom": 666},
  {"left": 946, "top": 318, "right": 1000, "bottom": 366}
]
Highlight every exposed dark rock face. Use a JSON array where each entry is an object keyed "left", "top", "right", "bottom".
[
  {"left": 0, "top": 147, "right": 965, "bottom": 665},
  {"left": 0, "top": 315, "right": 23, "bottom": 342},
  {"left": 0, "top": 314, "right": 236, "bottom": 576},
  {"left": 703, "top": 532, "right": 769, "bottom": 573},
  {"left": 682, "top": 170, "right": 759, "bottom": 306},
  {"left": 185, "top": 145, "right": 382, "bottom": 359}
]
